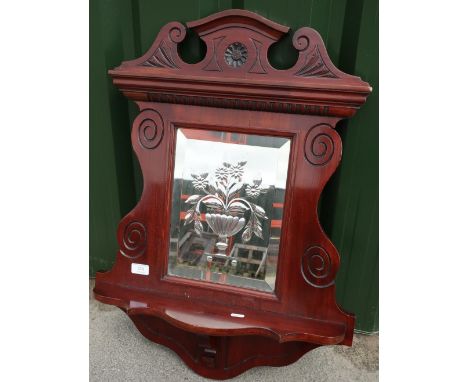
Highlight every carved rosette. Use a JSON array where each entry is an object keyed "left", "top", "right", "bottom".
[
  {"left": 120, "top": 221, "right": 147, "bottom": 259},
  {"left": 301, "top": 246, "right": 337, "bottom": 288},
  {"left": 133, "top": 109, "right": 164, "bottom": 149},
  {"left": 304, "top": 124, "right": 340, "bottom": 166},
  {"left": 224, "top": 42, "right": 248, "bottom": 68}
]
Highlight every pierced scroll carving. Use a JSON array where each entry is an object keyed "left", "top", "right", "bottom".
[
  {"left": 133, "top": 109, "right": 164, "bottom": 150},
  {"left": 142, "top": 41, "right": 179, "bottom": 68},
  {"left": 301, "top": 245, "right": 336, "bottom": 288},
  {"left": 304, "top": 124, "right": 340, "bottom": 166},
  {"left": 134, "top": 22, "right": 186, "bottom": 69},
  {"left": 295, "top": 45, "right": 337, "bottom": 78},
  {"left": 120, "top": 221, "right": 147, "bottom": 259},
  {"left": 292, "top": 27, "right": 337, "bottom": 78}
]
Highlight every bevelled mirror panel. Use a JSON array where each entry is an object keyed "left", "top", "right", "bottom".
[{"left": 168, "top": 128, "right": 291, "bottom": 293}]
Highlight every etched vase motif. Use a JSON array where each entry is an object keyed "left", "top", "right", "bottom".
[{"left": 184, "top": 161, "right": 268, "bottom": 257}]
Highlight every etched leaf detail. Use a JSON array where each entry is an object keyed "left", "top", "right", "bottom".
[
  {"left": 253, "top": 204, "right": 267, "bottom": 219},
  {"left": 194, "top": 220, "right": 203, "bottom": 235},
  {"left": 184, "top": 210, "right": 194, "bottom": 225},
  {"left": 202, "top": 196, "right": 224, "bottom": 212},
  {"left": 185, "top": 194, "right": 201, "bottom": 204},
  {"left": 241, "top": 226, "right": 252, "bottom": 243},
  {"left": 227, "top": 201, "right": 248, "bottom": 215}
]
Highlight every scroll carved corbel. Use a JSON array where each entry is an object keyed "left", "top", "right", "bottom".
[
  {"left": 118, "top": 109, "right": 164, "bottom": 260},
  {"left": 140, "top": 22, "right": 186, "bottom": 68},
  {"left": 304, "top": 123, "right": 341, "bottom": 166},
  {"left": 119, "top": 22, "right": 186, "bottom": 70},
  {"left": 119, "top": 221, "right": 147, "bottom": 259},
  {"left": 302, "top": 123, "right": 342, "bottom": 288},
  {"left": 291, "top": 27, "right": 340, "bottom": 78},
  {"left": 133, "top": 109, "right": 164, "bottom": 150},
  {"left": 301, "top": 245, "right": 338, "bottom": 288}
]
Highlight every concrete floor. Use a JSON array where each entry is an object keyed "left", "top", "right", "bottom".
[{"left": 90, "top": 280, "right": 378, "bottom": 381}]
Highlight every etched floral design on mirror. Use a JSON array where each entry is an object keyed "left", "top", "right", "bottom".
[
  {"left": 185, "top": 161, "right": 268, "bottom": 257},
  {"left": 168, "top": 128, "right": 291, "bottom": 293}
]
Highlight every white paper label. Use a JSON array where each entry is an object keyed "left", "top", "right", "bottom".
[
  {"left": 131, "top": 263, "right": 149, "bottom": 275},
  {"left": 230, "top": 313, "right": 245, "bottom": 318}
]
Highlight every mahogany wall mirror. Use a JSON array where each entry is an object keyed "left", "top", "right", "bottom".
[{"left": 94, "top": 9, "right": 371, "bottom": 380}]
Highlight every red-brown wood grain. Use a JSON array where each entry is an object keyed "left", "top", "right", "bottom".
[{"left": 94, "top": 9, "right": 371, "bottom": 379}]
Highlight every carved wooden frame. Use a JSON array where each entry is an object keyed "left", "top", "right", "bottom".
[{"left": 94, "top": 9, "right": 371, "bottom": 380}]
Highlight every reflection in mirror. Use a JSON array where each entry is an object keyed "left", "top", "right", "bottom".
[{"left": 168, "top": 128, "right": 291, "bottom": 293}]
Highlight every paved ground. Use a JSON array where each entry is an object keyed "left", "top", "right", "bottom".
[{"left": 90, "top": 280, "right": 378, "bottom": 381}]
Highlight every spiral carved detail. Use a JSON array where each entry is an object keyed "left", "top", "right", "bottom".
[
  {"left": 301, "top": 246, "right": 336, "bottom": 288},
  {"left": 134, "top": 109, "right": 164, "bottom": 149},
  {"left": 304, "top": 124, "right": 339, "bottom": 166},
  {"left": 168, "top": 22, "right": 186, "bottom": 43},
  {"left": 292, "top": 27, "right": 312, "bottom": 51},
  {"left": 120, "top": 221, "right": 147, "bottom": 259}
]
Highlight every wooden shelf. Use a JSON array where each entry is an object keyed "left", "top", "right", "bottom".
[{"left": 94, "top": 282, "right": 346, "bottom": 345}]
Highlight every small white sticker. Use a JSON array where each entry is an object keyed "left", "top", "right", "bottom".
[
  {"left": 131, "top": 263, "right": 149, "bottom": 275},
  {"left": 230, "top": 313, "right": 245, "bottom": 318}
]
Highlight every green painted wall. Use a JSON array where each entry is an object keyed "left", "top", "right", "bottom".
[{"left": 90, "top": 0, "right": 378, "bottom": 332}]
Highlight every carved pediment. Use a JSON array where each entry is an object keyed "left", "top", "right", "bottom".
[{"left": 110, "top": 9, "right": 371, "bottom": 117}]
